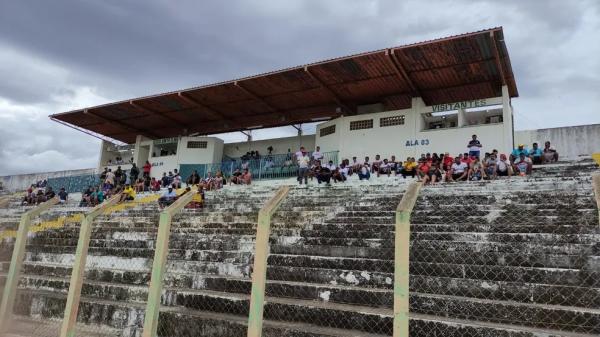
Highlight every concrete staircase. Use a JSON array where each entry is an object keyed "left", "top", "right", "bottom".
[{"left": 0, "top": 162, "right": 598, "bottom": 337}]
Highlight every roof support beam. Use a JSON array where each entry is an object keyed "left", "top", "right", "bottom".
[
  {"left": 385, "top": 49, "right": 421, "bottom": 97},
  {"left": 177, "top": 92, "right": 226, "bottom": 120},
  {"left": 489, "top": 31, "right": 506, "bottom": 86},
  {"left": 83, "top": 109, "right": 160, "bottom": 139},
  {"left": 234, "top": 81, "right": 279, "bottom": 113},
  {"left": 129, "top": 101, "right": 187, "bottom": 129},
  {"left": 304, "top": 66, "right": 352, "bottom": 114}
]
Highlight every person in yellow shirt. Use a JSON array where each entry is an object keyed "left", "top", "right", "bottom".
[
  {"left": 120, "top": 184, "right": 136, "bottom": 202},
  {"left": 400, "top": 157, "right": 417, "bottom": 178}
]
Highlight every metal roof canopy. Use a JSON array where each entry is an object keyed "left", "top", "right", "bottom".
[{"left": 50, "top": 27, "right": 518, "bottom": 144}]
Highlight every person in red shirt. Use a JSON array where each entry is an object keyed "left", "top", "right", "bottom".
[
  {"left": 442, "top": 152, "right": 454, "bottom": 171},
  {"left": 150, "top": 177, "right": 161, "bottom": 191},
  {"left": 416, "top": 160, "right": 430, "bottom": 182},
  {"left": 143, "top": 161, "right": 152, "bottom": 178},
  {"left": 460, "top": 153, "right": 473, "bottom": 166}
]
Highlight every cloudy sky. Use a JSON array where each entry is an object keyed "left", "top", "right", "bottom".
[{"left": 0, "top": 0, "right": 599, "bottom": 175}]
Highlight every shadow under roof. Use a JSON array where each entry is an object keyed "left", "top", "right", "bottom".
[{"left": 51, "top": 27, "right": 518, "bottom": 144}]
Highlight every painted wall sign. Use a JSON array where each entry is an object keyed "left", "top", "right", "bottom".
[
  {"left": 406, "top": 139, "right": 430, "bottom": 146},
  {"left": 432, "top": 99, "right": 487, "bottom": 113},
  {"left": 153, "top": 137, "right": 178, "bottom": 145},
  {"left": 151, "top": 162, "right": 164, "bottom": 167}
]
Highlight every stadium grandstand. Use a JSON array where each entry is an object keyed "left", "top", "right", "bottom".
[{"left": 0, "top": 27, "right": 599, "bottom": 337}]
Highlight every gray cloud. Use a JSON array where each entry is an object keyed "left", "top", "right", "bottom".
[{"left": 0, "top": 0, "right": 598, "bottom": 175}]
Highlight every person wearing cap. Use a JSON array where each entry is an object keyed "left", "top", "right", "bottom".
[
  {"left": 543, "top": 141, "right": 559, "bottom": 163},
  {"left": 510, "top": 144, "right": 529, "bottom": 164},
  {"left": 467, "top": 134, "right": 482, "bottom": 159},
  {"left": 120, "top": 184, "right": 136, "bottom": 202},
  {"left": 158, "top": 185, "right": 178, "bottom": 208}
]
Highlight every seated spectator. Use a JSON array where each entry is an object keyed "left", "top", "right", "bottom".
[
  {"left": 150, "top": 177, "right": 161, "bottom": 192},
  {"left": 21, "top": 185, "right": 35, "bottom": 205},
  {"left": 495, "top": 154, "right": 513, "bottom": 178},
  {"left": 371, "top": 154, "right": 382, "bottom": 173},
  {"left": 424, "top": 162, "right": 444, "bottom": 185},
  {"left": 80, "top": 186, "right": 93, "bottom": 207},
  {"left": 425, "top": 153, "right": 433, "bottom": 164},
  {"left": 143, "top": 176, "right": 151, "bottom": 191},
  {"left": 442, "top": 152, "right": 454, "bottom": 171},
  {"left": 484, "top": 153, "right": 498, "bottom": 178},
  {"left": 325, "top": 160, "right": 337, "bottom": 172},
  {"left": 58, "top": 187, "right": 68, "bottom": 204},
  {"left": 416, "top": 160, "right": 430, "bottom": 182},
  {"left": 469, "top": 157, "right": 485, "bottom": 181},
  {"left": 100, "top": 168, "right": 108, "bottom": 182},
  {"left": 315, "top": 161, "right": 332, "bottom": 185},
  {"left": 44, "top": 186, "right": 56, "bottom": 200},
  {"left": 213, "top": 171, "right": 224, "bottom": 190},
  {"left": 448, "top": 157, "right": 468, "bottom": 182},
  {"left": 513, "top": 153, "right": 532, "bottom": 175},
  {"left": 363, "top": 156, "right": 371, "bottom": 170},
  {"left": 332, "top": 163, "right": 347, "bottom": 183},
  {"left": 158, "top": 186, "right": 178, "bottom": 208},
  {"left": 358, "top": 164, "right": 370, "bottom": 180},
  {"left": 460, "top": 153, "right": 473, "bottom": 166},
  {"left": 230, "top": 169, "right": 243, "bottom": 185},
  {"left": 378, "top": 158, "right": 392, "bottom": 177},
  {"left": 400, "top": 157, "right": 417, "bottom": 178},
  {"left": 120, "top": 184, "right": 136, "bottom": 202},
  {"left": 161, "top": 172, "right": 171, "bottom": 188},
  {"left": 35, "top": 189, "right": 46, "bottom": 204},
  {"left": 96, "top": 187, "right": 105, "bottom": 204},
  {"left": 240, "top": 168, "right": 252, "bottom": 184},
  {"left": 529, "top": 142, "right": 543, "bottom": 165},
  {"left": 203, "top": 172, "right": 214, "bottom": 190},
  {"left": 510, "top": 144, "right": 529, "bottom": 164},
  {"left": 187, "top": 186, "right": 205, "bottom": 209},
  {"left": 351, "top": 157, "right": 361, "bottom": 174},
  {"left": 431, "top": 153, "right": 440, "bottom": 165},
  {"left": 389, "top": 155, "right": 398, "bottom": 175},
  {"left": 135, "top": 178, "right": 145, "bottom": 193},
  {"left": 543, "top": 141, "right": 559, "bottom": 163}
]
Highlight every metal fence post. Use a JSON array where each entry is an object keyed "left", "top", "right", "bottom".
[
  {"left": 247, "top": 186, "right": 290, "bottom": 337},
  {"left": 142, "top": 189, "right": 197, "bottom": 337},
  {"left": 393, "top": 182, "right": 422, "bottom": 337},
  {"left": 60, "top": 194, "right": 122, "bottom": 337},
  {"left": 259, "top": 160, "right": 263, "bottom": 180},
  {"left": 592, "top": 174, "right": 600, "bottom": 227},
  {"left": 0, "top": 197, "right": 60, "bottom": 333}
]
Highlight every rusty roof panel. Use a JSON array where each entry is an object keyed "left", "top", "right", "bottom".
[{"left": 51, "top": 27, "right": 518, "bottom": 143}]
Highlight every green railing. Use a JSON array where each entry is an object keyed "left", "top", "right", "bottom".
[{"left": 180, "top": 151, "right": 339, "bottom": 182}]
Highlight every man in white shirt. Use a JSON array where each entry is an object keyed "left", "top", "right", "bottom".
[
  {"left": 312, "top": 146, "right": 323, "bottom": 162},
  {"left": 371, "top": 154, "right": 382, "bottom": 173},
  {"left": 377, "top": 158, "right": 392, "bottom": 177},
  {"left": 296, "top": 148, "right": 310, "bottom": 185},
  {"left": 448, "top": 157, "right": 468, "bottom": 182},
  {"left": 495, "top": 153, "right": 513, "bottom": 178},
  {"left": 325, "top": 160, "right": 337, "bottom": 171}
]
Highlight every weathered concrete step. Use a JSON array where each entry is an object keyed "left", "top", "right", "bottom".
[
  {"left": 324, "top": 217, "right": 394, "bottom": 224},
  {"left": 411, "top": 232, "right": 600, "bottom": 245},
  {"left": 412, "top": 240, "right": 597, "bottom": 256},
  {"left": 410, "top": 216, "right": 599, "bottom": 226},
  {"left": 268, "top": 254, "right": 393, "bottom": 273},
  {"left": 6, "top": 316, "right": 122, "bottom": 337},
  {"left": 411, "top": 223, "right": 600, "bottom": 234}
]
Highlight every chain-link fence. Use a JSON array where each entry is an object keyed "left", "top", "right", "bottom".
[{"left": 408, "top": 180, "right": 600, "bottom": 336}]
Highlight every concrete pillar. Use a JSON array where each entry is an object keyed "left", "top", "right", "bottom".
[
  {"left": 457, "top": 108, "right": 466, "bottom": 127},
  {"left": 411, "top": 97, "right": 426, "bottom": 158},
  {"left": 501, "top": 85, "right": 514, "bottom": 152},
  {"left": 134, "top": 135, "right": 150, "bottom": 167}
]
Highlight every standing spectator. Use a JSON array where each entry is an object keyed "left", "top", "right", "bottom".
[
  {"left": 115, "top": 166, "right": 123, "bottom": 183},
  {"left": 129, "top": 163, "right": 140, "bottom": 182},
  {"left": 58, "top": 187, "right": 68, "bottom": 204},
  {"left": 543, "top": 141, "right": 559, "bottom": 163},
  {"left": 530, "top": 143, "right": 543, "bottom": 165},
  {"left": 296, "top": 148, "right": 310, "bottom": 185},
  {"left": 467, "top": 134, "right": 482, "bottom": 159},
  {"left": 312, "top": 146, "right": 323, "bottom": 162},
  {"left": 448, "top": 157, "right": 469, "bottom": 182},
  {"left": 100, "top": 168, "right": 108, "bottom": 182},
  {"left": 105, "top": 169, "right": 115, "bottom": 188},
  {"left": 143, "top": 161, "right": 152, "bottom": 178}
]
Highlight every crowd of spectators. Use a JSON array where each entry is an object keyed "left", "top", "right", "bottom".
[{"left": 291, "top": 136, "right": 559, "bottom": 186}]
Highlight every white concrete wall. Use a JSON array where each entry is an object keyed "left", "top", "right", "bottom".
[
  {"left": 223, "top": 135, "right": 315, "bottom": 158},
  {"left": 316, "top": 96, "right": 509, "bottom": 163},
  {"left": 515, "top": 124, "right": 600, "bottom": 160},
  {"left": 0, "top": 168, "right": 97, "bottom": 192},
  {"left": 176, "top": 136, "right": 224, "bottom": 165}
]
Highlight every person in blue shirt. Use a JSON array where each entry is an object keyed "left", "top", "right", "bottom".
[
  {"left": 510, "top": 144, "right": 529, "bottom": 163},
  {"left": 529, "top": 142, "right": 543, "bottom": 165},
  {"left": 467, "top": 135, "right": 482, "bottom": 159}
]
